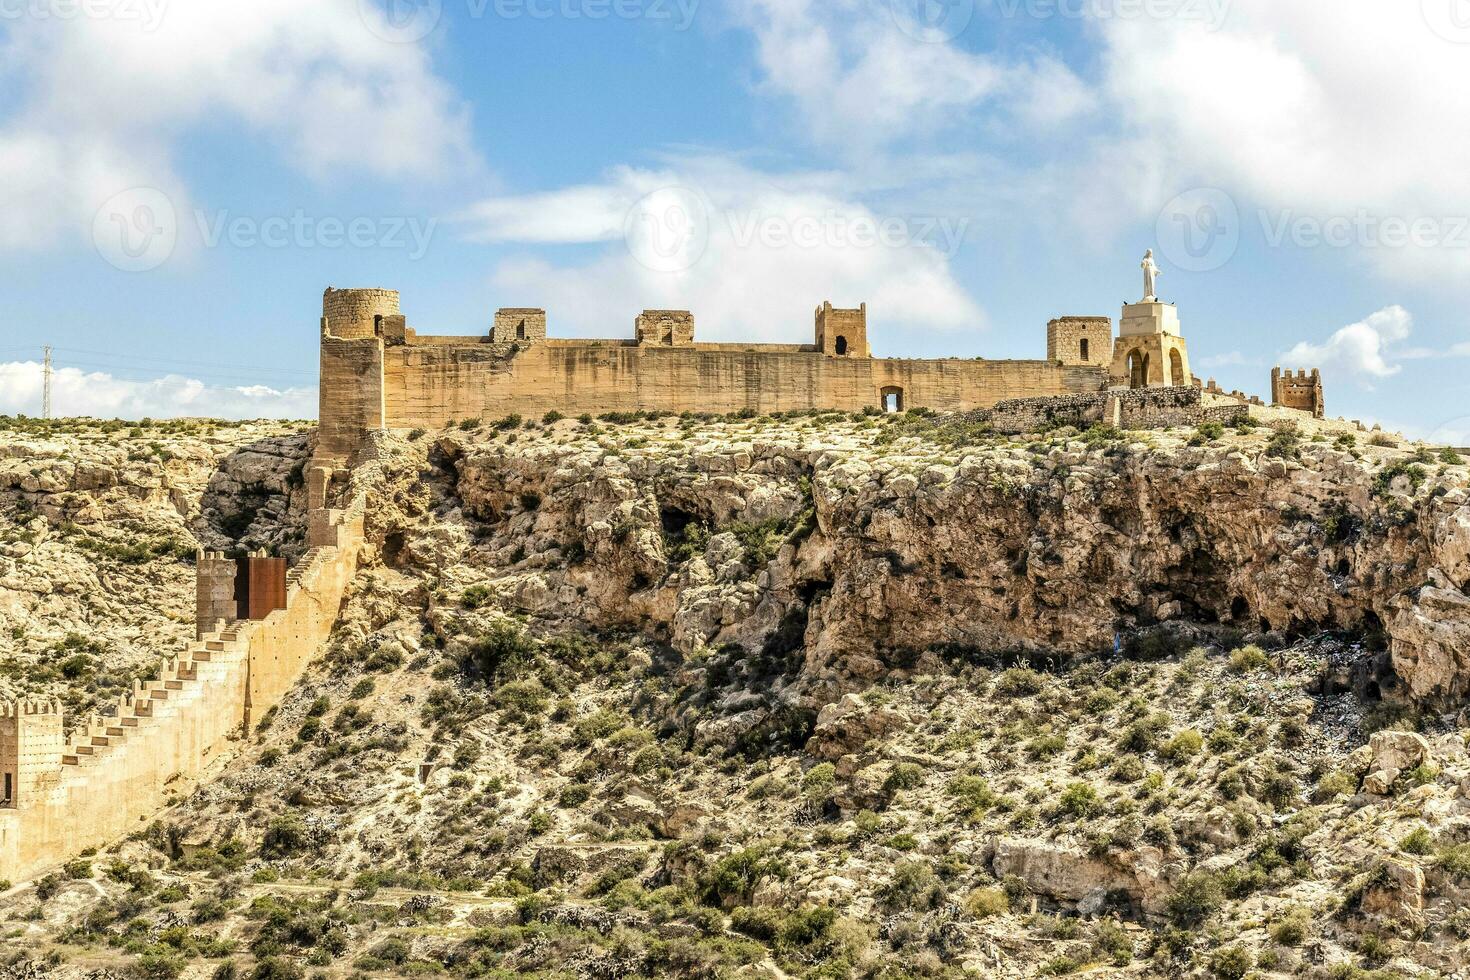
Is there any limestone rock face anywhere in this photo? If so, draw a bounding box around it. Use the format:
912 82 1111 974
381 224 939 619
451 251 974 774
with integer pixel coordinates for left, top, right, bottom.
0 421 307 712
808 694 908 760
1360 860 1425 927
991 837 1169 915
1369 730 1430 774
359 421 1470 713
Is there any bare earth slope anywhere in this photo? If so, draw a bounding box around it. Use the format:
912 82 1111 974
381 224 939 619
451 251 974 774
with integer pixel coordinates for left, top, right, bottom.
5 411 1470 979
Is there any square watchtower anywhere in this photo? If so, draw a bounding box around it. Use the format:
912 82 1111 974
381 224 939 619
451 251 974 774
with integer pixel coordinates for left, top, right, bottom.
0 701 64 809
815 302 870 358
492 309 547 344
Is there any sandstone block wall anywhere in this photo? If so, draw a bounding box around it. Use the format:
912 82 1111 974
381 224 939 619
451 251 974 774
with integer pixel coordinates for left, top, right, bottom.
635 310 696 347
378 343 1106 431
322 288 401 341
977 386 1248 434
0 501 365 884
1273 367 1325 419
195 552 236 639
1047 317 1114 368
815 303 870 358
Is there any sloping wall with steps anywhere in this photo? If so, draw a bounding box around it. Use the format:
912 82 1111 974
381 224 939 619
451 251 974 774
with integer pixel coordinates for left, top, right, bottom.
0 498 365 883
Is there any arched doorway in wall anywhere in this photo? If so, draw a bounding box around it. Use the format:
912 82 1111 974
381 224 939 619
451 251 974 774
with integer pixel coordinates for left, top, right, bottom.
1169 349 1184 386
880 386 904 413
1127 349 1149 389
517 323 527 340
835 336 849 356
1080 338 1090 362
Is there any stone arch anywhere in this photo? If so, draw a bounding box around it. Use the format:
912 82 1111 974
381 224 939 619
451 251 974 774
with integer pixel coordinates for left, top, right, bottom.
1127 349 1149 389
835 335 849 356
880 386 904 413
1080 338 1090 362
1169 349 1184 386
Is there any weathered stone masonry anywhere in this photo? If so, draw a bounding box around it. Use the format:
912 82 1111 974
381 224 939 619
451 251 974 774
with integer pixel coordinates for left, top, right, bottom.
0 498 366 883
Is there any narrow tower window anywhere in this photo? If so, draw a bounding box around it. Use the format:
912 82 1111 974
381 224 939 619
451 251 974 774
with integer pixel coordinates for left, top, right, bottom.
1079 338 1090 362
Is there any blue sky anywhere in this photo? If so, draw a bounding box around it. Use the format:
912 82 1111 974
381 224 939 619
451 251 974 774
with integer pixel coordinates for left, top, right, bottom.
1 0 1468 440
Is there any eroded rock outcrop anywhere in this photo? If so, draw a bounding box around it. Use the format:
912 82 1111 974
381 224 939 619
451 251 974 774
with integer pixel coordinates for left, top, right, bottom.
358 419 1470 713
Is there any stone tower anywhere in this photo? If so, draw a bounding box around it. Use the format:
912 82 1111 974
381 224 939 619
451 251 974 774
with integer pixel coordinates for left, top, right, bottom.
492 309 547 344
1272 367 1325 418
1047 316 1114 368
0 701 63 808
815 302 871 358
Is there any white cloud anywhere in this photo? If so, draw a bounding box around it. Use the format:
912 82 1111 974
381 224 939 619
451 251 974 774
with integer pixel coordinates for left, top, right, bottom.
0 361 315 420
460 156 984 343
1096 2 1470 280
1280 306 1414 381
0 0 474 251
734 0 1093 151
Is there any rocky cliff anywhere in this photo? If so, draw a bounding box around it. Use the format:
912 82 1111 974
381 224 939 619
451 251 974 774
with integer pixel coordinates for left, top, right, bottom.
5 410 1470 980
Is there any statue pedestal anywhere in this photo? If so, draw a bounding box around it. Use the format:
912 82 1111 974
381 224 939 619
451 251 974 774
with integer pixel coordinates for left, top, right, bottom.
1120 301 1181 338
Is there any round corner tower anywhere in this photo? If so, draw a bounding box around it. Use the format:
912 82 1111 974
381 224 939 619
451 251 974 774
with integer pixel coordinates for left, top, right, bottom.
322 287 401 339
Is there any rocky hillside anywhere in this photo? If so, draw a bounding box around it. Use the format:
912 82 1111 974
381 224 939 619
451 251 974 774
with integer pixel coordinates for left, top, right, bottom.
6 410 1470 980
0 415 309 726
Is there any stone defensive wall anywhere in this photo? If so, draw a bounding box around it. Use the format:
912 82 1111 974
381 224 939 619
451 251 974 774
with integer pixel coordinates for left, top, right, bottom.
379 343 1105 427
315 288 1114 464
0 499 366 883
977 386 1250 435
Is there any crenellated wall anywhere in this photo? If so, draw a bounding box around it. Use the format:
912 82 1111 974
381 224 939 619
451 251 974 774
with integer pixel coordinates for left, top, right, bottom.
0 499 365 884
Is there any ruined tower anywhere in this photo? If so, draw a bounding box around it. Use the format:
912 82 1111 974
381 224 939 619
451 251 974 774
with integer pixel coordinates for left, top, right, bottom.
1272 367 1325 418
815 302 871 358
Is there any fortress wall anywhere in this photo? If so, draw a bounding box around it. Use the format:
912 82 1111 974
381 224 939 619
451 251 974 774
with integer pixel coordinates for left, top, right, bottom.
980 386 1249 434
0 506 364 884
380 344 1107 423
318 337 384 464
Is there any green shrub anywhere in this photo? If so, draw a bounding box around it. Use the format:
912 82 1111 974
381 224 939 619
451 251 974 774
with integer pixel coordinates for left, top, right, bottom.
1400 826 1433 855
1208 945 1253 979
883 762 924 795
965 887 1009 918
1161 729 1203 762
1057 782 1100 819
260 818 309 858
1167 871 1224 927
801 763 836 801
1228 645 1268 673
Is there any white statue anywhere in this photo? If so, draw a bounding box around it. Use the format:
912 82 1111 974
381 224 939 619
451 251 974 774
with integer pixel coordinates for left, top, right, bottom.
1141 249 1160 302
